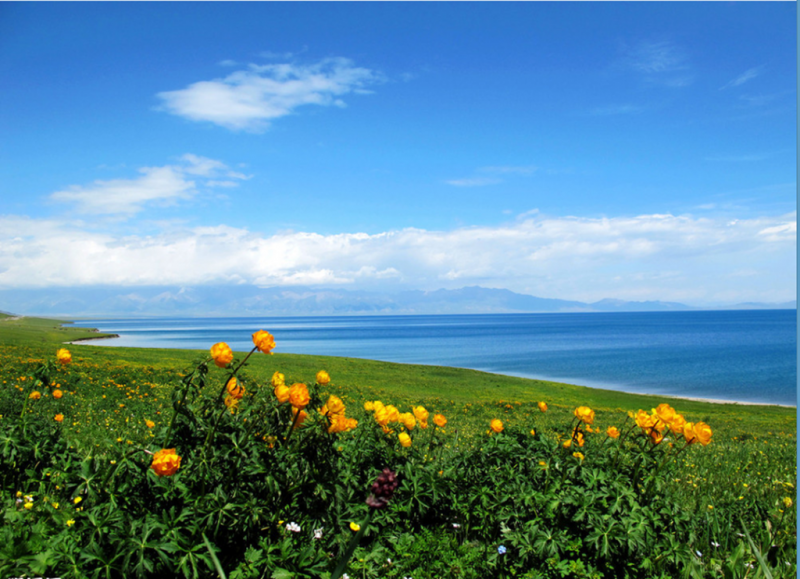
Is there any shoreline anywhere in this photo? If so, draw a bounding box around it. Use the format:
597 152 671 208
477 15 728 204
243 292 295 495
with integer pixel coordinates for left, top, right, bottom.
61 319 797 410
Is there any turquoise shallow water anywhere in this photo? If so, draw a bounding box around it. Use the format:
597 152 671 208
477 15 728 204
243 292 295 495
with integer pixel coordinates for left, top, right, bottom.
73 310 797 406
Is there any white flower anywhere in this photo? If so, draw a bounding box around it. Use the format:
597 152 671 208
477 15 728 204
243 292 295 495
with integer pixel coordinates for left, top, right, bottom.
711 541 720 548
696 550 702 557
313 528 323 540
452 523 461 528
342 575 350 579
285 522 301 533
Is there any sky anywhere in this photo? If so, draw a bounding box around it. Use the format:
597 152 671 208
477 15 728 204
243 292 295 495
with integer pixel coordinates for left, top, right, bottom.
0 2 796 306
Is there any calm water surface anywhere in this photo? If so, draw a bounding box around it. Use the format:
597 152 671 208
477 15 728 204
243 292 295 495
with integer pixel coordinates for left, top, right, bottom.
72 310 797 406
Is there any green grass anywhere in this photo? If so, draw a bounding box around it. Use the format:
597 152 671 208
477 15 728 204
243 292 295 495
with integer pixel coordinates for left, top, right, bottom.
1 314 796 577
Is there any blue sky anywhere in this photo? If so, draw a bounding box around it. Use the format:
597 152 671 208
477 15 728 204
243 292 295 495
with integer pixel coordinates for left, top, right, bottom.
0 2 796 306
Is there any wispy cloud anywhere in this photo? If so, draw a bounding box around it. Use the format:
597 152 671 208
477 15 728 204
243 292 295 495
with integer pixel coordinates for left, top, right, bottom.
619 40 693 87
445 177 501 187
447 165 536 187
50 155 248 215
589 104 647 116
157 57 383 132
0 211 794 303
721 66 764 89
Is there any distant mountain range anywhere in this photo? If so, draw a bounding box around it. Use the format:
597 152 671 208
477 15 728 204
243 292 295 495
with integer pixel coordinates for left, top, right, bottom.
0 285 794 317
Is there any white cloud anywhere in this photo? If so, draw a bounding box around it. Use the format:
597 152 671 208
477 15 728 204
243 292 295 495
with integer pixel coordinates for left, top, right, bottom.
721 66 764 89
0 211 794 303
50 155 248 215
445 177 502 187
157 57 383 132
619 40 693 87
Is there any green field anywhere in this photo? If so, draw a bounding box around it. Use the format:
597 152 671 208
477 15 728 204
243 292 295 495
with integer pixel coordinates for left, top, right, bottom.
0 314 796 578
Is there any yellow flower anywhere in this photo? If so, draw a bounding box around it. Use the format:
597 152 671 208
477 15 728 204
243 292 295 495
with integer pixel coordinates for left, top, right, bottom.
316 370 330 385
145 419 155 429
653 403 676 426
224 395 239 412
325 395 345 415
54 414 64 423
150 448 182 477
538 401 547 413
671 414 687 435
52 502 59 509
385 405 400 423
433 414 447 428
490 419 503 433
73 496 82 504
374 406 390 427
274 384 290 404
563 439 572 448
400 412 416 431
573 452 584 461
271 372 285 387
364 400 375 411
413 405 429 423
29 391 41 400
252 330 276 354
288 383 310 409
24 502 33 510
349 522 360 532
66 519 75 527
226 377 245 400
210 342 233 368
607 426 620 439
538 461 547 468
573 406 595 425
692 421 713 446
783 497 793 508
53 389 63 399
530 429 536 436
56 348 72 365
398 432 412 448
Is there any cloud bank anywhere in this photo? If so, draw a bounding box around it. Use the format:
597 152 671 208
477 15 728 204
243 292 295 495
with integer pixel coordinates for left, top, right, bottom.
157 57 383 132
0 211 794 304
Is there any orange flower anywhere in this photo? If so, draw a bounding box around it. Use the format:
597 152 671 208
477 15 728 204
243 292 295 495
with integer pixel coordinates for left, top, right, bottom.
252 330 276 354
364 400 375 411
538 401 548 413
288 383 310 409
606 426 620 438
226 377 245 400
150 449 181 477
145 419 155 429
563 439 572 448
271 372 285 387
292 407 308 429
669 413 687 434
649 429 664 445
374 406 390 427
52 389 63 399
210 343 233 368
29 391 41 400
316 370 331 385
398 432 412 448
327 413 350 433
490 419 504 433
433 414 447 428
635 409 656 430
573 406 595 425
573 452 585 461
56 348 72 365
575 431 585 447
325 395 345 415
54 414 64 422
274 384 290 404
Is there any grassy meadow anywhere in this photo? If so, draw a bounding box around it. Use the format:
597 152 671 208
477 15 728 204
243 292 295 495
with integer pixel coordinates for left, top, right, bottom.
0 314 796 578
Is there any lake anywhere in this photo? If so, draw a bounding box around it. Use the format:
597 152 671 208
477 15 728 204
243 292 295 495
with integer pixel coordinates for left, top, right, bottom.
72 309 797 406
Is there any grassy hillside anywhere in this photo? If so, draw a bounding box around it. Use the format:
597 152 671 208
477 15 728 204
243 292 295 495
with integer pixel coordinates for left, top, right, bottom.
0 314 796 578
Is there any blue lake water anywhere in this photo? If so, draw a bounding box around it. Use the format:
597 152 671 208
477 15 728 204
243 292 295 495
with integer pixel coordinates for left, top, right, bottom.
72 310 797 406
